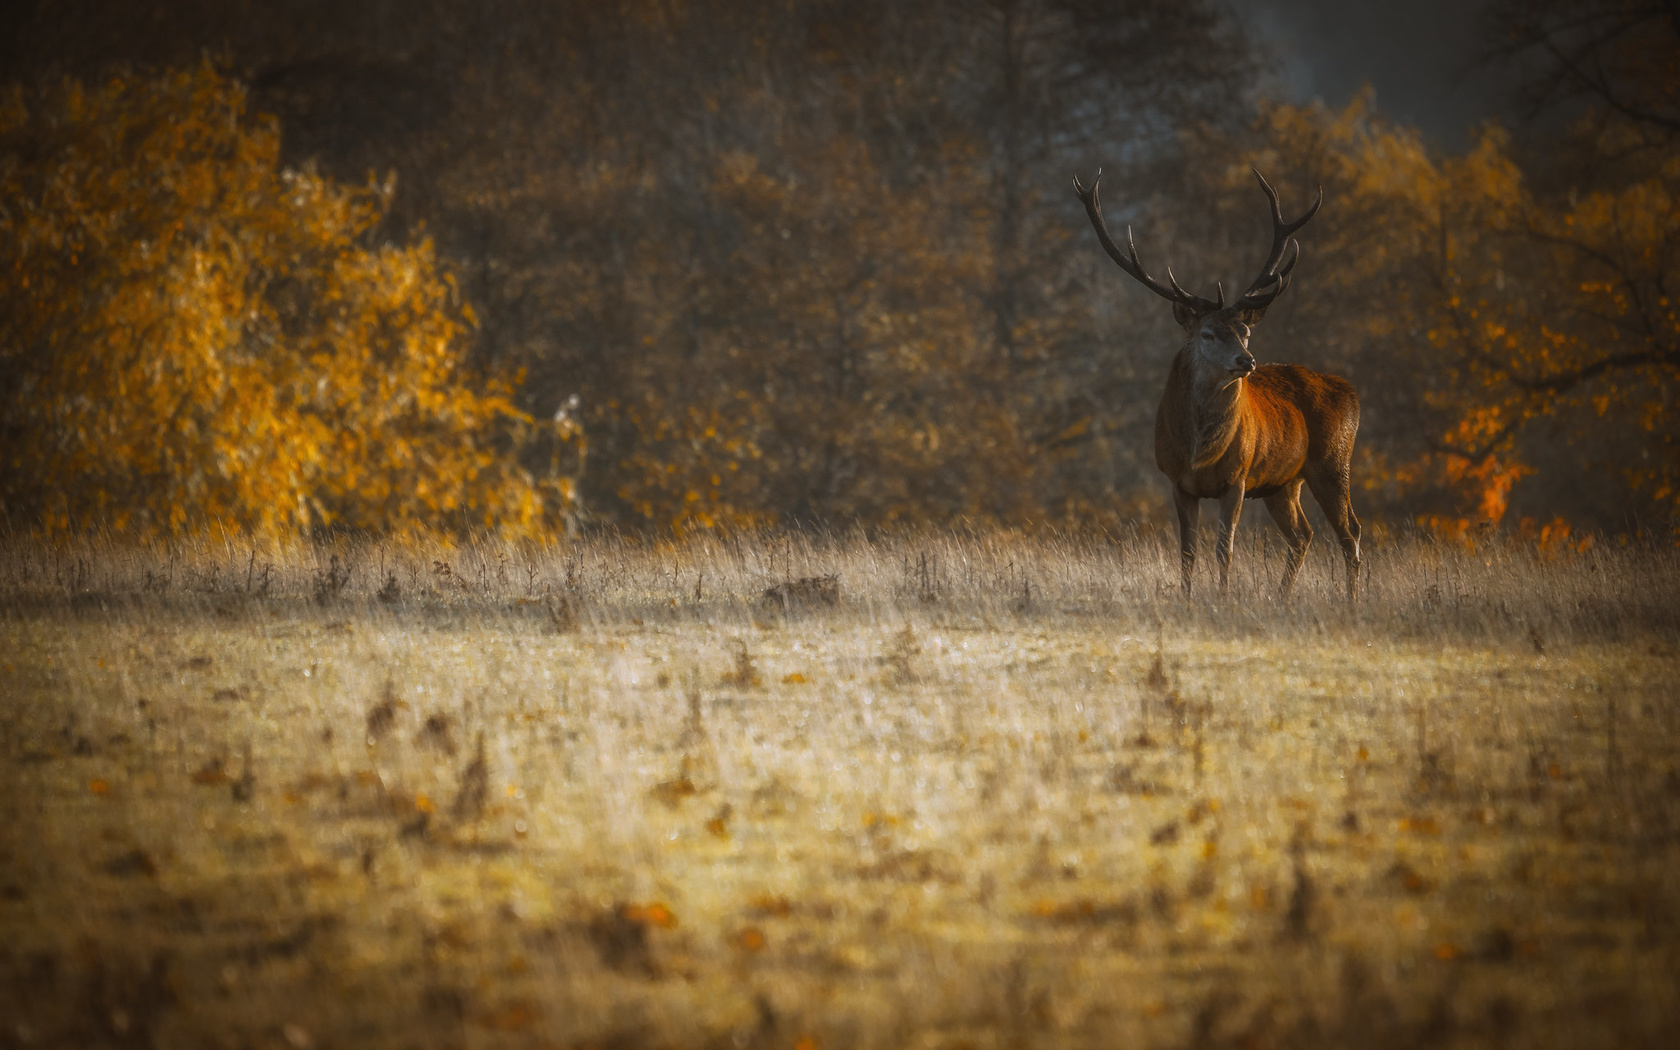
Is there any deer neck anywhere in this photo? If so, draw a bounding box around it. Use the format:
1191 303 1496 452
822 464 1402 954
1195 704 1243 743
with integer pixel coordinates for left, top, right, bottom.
1177 350 1247 471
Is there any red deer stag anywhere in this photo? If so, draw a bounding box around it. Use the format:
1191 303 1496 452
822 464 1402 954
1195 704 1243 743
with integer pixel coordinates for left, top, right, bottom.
1073 168 1361 602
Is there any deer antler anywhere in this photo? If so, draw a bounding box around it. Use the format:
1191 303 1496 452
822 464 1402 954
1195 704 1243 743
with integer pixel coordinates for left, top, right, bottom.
1233 168 1323 312
1073 169 1225 315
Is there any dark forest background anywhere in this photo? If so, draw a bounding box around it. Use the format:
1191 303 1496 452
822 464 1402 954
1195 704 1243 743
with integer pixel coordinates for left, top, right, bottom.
3 0 1677 543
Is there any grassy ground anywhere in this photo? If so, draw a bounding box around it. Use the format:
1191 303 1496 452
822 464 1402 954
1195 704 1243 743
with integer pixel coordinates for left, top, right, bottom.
3 529 1679 1049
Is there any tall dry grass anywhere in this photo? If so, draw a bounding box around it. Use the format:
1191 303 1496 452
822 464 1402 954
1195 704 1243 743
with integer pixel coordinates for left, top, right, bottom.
5 525 1672 641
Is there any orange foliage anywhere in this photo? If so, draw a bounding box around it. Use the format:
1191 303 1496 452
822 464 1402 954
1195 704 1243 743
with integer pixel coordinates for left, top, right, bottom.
1516 515 1594 557
1253 94 1680 540
0 66 576 540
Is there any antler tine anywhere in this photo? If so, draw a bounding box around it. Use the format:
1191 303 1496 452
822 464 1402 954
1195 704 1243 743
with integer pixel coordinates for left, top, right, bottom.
1236 168 1322 310
1124 227 1148 274
1169 268 1236 309
1251 167 1322 234
1254 168 1285 226
1074 168 1223 315
1236 244 1300 312
1167 266 1224 310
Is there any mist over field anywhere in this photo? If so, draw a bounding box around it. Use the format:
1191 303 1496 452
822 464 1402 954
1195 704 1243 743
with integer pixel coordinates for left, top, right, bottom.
3 0 1680 1045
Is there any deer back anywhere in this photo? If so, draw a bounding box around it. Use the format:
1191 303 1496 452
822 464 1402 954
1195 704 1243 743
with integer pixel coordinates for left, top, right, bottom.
1248 365 1360 482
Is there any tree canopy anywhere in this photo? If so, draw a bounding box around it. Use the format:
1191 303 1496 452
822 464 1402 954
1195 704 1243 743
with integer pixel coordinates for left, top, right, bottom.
1 0 1676 541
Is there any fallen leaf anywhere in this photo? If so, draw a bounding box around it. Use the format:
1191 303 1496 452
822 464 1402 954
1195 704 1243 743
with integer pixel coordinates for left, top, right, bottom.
476 1003 537 1031
623 902 677 929
703 802 733 839
650 777 697 807
191 760 230 786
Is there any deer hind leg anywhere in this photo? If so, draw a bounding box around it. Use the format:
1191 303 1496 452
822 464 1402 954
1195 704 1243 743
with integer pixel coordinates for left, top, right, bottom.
1215 482 1245 593
1263 481 1313 598
1307 468 1362 603
1173 488 1201 597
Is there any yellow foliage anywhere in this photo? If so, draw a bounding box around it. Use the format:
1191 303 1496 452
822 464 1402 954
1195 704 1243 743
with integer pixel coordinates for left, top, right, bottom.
0 65 576 540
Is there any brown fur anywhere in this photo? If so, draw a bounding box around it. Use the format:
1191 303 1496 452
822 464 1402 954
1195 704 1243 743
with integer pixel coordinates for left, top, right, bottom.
1154 325 1362 601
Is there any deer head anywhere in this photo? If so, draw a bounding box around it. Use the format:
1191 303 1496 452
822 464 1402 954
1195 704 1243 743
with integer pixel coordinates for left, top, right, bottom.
1072 168 1322 381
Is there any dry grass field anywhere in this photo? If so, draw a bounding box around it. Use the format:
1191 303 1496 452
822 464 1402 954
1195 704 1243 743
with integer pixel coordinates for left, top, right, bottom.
3 529 1679 1049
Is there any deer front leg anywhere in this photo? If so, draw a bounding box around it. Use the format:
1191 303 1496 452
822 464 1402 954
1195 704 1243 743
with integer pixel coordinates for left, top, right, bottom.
1173 488 1200 597
1216 482 1245 593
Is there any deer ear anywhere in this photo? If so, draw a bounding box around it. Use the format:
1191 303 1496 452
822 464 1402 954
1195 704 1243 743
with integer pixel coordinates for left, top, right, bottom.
1172 302 1199 329
1237 305 1268 327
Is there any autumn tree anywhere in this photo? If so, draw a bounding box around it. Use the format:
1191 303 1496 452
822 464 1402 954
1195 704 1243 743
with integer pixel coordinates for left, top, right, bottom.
0 0 1267 534
1473 0 1680 534
349 0 1262 532
0 65 575 540
1228 85 1678 541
